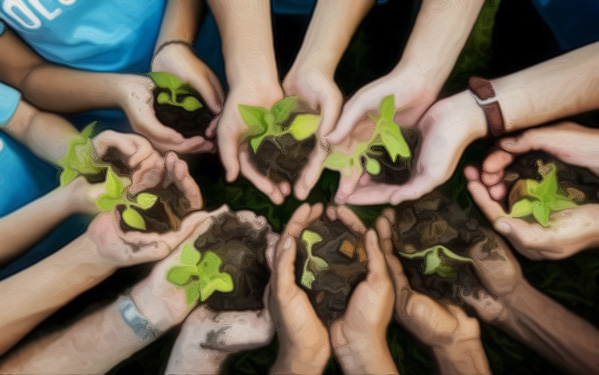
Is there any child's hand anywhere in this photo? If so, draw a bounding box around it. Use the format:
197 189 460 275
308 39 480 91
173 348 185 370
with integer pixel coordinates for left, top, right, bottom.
115 75 214 154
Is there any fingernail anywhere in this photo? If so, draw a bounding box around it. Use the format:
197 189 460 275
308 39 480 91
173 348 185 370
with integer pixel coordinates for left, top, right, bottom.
283 237 292 250
496 220 511 234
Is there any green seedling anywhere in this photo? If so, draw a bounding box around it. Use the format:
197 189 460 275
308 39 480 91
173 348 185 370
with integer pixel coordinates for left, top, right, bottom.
323 94 411 177
507 163 578 227
147 72 203 112
59 123 158 231
166 244 234 304
238 96 322 153
400 245 475 278
299 230 330 289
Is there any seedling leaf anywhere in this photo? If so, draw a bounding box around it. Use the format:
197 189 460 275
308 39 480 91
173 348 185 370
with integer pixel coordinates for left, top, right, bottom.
105 167 124 199
122 207 146 230
167 266 197 285
197 251 234 301
400 245 474 278
60 168 79 186
310 256 330 272
185 285 201 304
271 96 302 124
181 243 201 266
135 193 158 209
287 114 321 141
181 96 203 111
239 104 269 137
509 199 533 217
365 157 381 175
96 196 122 211
379 95 395 120
301 269 316 289
157 92 172 105
147 72 182 90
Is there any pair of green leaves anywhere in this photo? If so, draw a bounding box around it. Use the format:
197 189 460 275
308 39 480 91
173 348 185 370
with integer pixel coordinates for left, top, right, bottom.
238 96 322 153
507 163 578 227
147 72 203 112
58 123 158 231
400 245 474 279
166 244 234 304
59 123 103 186
299 230 330 289
323 95 411 177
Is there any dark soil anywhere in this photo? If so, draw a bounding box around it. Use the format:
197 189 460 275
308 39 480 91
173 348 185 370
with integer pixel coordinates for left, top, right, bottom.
503 151 599 212
368 128 420 184
119 185 193 233
152 88 215 138
252 134 316 184
392 193 500 303
193 210 272 311
295 215 368 325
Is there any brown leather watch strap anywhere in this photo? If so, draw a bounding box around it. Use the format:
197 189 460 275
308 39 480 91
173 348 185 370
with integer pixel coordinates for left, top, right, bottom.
468 76 505 137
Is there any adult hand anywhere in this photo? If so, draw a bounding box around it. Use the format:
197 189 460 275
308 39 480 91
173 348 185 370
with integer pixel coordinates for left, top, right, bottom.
216 83 289 204
282 67 343 200
116 75 214 154
338 91 487 205
268 203 331 374
330 226 397 375
326 65 437 146
466 165 599 260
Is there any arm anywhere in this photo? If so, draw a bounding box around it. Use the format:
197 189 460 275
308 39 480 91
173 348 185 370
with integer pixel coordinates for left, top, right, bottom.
0 30 207 153
208 0 288 204
327 0 484 143
283 0 375 200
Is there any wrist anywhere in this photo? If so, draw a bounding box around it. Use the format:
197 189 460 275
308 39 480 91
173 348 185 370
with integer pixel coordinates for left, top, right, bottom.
434 338 490 375
274 340 330 375
77 231 119 275
115 74 155 110
334 337 396 375
448 91 488 141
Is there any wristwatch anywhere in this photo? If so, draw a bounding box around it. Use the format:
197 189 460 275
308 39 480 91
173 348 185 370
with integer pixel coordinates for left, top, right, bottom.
468 76 505 137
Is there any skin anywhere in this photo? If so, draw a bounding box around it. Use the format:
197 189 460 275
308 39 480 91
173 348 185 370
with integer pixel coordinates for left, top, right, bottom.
208 0 289 205
377 211 490 375
337 42 599 205
283 0 376 200
460 231 599 374
0 210 219 373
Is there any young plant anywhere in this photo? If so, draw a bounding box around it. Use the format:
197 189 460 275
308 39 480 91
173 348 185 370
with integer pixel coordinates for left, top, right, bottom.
507 162 579 227
400 245 475 278
166 243 234 304
59 123 158 231
299 230 330 289
238 96 322 153
323 94 411 177
146 72 203 112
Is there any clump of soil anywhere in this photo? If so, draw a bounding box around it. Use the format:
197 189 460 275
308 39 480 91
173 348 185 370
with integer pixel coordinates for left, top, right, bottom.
392 193 499 303
503 151 599 211
119 185 193 233
369 128 420 184
193 210 274 311
295 215 368 325
152 88 216 138
252 134 316 184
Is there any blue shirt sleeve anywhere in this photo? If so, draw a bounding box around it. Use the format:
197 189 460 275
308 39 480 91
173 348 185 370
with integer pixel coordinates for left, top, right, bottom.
0 83 21 127
0 21 5 35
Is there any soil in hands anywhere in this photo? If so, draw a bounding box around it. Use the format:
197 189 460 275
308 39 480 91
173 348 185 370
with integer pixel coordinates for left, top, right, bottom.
193 211 272 311
369 128 420 184
153 88 216 138
295 215 368 326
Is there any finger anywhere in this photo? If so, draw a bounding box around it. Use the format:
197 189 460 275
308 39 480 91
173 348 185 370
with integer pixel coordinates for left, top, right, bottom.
334 168 363 204
217 122 242 182
294 146 327 201
205 114 220 139
382 208 396 224
206 69 225 106
482 149 514 175
481 170 504 187
284 203 323 239
317 93 343 143
164 152 203 209
326 92 372 145
133 241 171 263
489 182 508 202
150 134 212 155
238 144 285 205
129 152 166 195
364 229 390 284
187 69 223 114
375 215 394 256
466 177 507 221
273 234 299 292
335 205 367 236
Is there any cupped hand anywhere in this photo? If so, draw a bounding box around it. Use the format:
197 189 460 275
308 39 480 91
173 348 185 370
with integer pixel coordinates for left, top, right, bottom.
268 203 331 374
466 165 599 260
216 83 289 204
283 67 343 200
326 66 437 146
116 74 214 154
338 91 487 205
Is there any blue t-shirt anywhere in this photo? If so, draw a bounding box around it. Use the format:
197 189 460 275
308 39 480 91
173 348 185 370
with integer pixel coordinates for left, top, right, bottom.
0 80 19 127
0 0 165 73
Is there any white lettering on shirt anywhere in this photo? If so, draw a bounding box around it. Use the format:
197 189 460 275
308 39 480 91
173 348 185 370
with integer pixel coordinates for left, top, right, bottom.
28 0 62 21
2 0 77 30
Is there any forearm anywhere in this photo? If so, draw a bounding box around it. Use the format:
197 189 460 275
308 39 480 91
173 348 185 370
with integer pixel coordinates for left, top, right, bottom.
0 233 115 354
291 0 375 76
0 188 72 263
208 0 278 87
497 281 599 373
433 338 491 375
0 298 155 374
397 0 484 90
154 0 202 49
165 325 227 374
493 43 599 132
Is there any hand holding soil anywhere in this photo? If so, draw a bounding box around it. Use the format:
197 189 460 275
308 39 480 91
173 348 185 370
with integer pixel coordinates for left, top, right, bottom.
268 203 332 375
